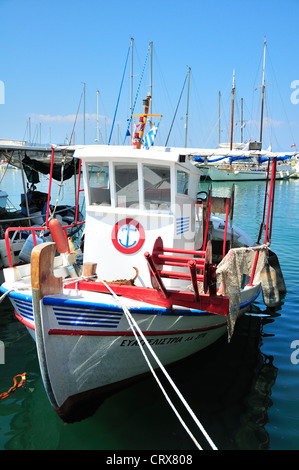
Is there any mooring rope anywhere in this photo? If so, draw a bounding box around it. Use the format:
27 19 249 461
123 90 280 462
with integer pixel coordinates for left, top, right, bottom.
0 373 26 400
101 279 218 451
0 288 13 303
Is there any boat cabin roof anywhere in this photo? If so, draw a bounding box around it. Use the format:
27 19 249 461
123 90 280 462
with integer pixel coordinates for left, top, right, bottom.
74 144 201 216
73 144 198 170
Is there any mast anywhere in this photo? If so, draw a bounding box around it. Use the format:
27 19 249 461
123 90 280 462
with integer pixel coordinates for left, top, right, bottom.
230 70 235 151
185 66 191 148
132 94 151 149
241 97 243 143
218 91 221 145
259 37 266 145
149 41 153 125
96 90 100 143
83 82 86 145
130 37 134 138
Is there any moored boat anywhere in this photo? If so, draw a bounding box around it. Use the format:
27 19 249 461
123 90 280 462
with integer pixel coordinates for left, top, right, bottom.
0 98 286 424
0 144 84 276
195 152 296 181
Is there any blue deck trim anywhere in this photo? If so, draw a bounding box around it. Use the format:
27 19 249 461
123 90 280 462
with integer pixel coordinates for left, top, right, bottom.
1 283 262 318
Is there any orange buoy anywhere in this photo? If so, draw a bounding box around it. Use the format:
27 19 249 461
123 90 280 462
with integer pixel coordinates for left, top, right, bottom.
49 218 69 254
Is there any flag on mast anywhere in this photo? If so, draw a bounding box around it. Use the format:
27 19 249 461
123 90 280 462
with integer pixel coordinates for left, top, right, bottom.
143 123 159 149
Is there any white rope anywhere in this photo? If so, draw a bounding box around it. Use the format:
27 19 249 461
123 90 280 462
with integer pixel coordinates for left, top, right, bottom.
0 288 13 303
101 279 218 451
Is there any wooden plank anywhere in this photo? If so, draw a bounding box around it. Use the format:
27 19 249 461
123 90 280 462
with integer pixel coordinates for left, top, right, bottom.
31 242 62 299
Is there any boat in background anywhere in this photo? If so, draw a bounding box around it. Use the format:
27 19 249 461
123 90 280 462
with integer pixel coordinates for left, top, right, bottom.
0 95 286 426
290 153 299 178
193 142 296 181
193 39 296 181
0 143 84 278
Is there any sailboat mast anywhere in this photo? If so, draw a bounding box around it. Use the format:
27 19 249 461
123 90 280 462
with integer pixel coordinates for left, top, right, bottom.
241 97 243 143
185 66 191 148
218 91 221 145
96 90 100 143
130 37 134 139
230 70 235 151
83 82 86 145
259 37 266 145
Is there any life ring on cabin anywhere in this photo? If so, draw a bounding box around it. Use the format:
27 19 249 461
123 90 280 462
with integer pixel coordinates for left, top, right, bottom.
112 218 145 254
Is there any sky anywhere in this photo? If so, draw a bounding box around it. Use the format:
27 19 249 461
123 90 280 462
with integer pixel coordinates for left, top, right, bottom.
0 0 299 152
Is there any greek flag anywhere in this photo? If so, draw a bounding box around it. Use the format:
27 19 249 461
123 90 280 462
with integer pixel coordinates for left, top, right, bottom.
143 123 159 149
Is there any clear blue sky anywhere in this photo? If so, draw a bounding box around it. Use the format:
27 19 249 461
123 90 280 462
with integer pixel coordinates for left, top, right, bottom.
1 0 299 152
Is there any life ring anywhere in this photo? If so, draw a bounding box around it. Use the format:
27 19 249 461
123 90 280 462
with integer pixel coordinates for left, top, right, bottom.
112 218 145 254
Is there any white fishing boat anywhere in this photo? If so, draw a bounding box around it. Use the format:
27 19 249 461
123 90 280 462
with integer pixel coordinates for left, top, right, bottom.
0 97 285 424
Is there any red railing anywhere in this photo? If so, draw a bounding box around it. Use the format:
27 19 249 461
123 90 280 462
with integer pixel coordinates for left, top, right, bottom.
248 157 277 286
4 146 85 268
4 221 85 267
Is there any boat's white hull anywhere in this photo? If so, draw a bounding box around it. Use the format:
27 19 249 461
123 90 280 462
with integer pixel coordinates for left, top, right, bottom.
200 165 295 181
1 282 260 422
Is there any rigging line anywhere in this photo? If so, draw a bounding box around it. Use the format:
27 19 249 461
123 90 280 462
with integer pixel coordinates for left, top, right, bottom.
165 71 188 146
266 48 297 148
123 45 151 144
101 279 218 451
108 45 131 145
69 88 84 145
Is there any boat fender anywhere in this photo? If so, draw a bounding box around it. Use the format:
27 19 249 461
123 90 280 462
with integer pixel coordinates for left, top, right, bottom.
66 264 79 278
49 218 69 254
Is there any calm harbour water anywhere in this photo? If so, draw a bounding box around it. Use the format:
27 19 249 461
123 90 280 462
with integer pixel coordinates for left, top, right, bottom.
0 168 299 451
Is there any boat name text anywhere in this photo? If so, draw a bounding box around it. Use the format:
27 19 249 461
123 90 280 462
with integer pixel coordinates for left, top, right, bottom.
120 333 207 347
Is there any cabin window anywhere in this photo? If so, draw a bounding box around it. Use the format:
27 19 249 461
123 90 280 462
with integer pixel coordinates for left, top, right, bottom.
177 170 189 195
143 165 171 209
114 164 139 208
88 163 111 206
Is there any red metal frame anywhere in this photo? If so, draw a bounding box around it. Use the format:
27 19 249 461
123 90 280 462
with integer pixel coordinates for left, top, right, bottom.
202 194 212 251
65 279 229 316
64 235 228 317
144 236 215 301
248 157 277 286
200 192 231 260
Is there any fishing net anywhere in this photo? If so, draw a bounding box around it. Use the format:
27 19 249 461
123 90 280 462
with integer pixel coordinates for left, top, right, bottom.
216 245 285 340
